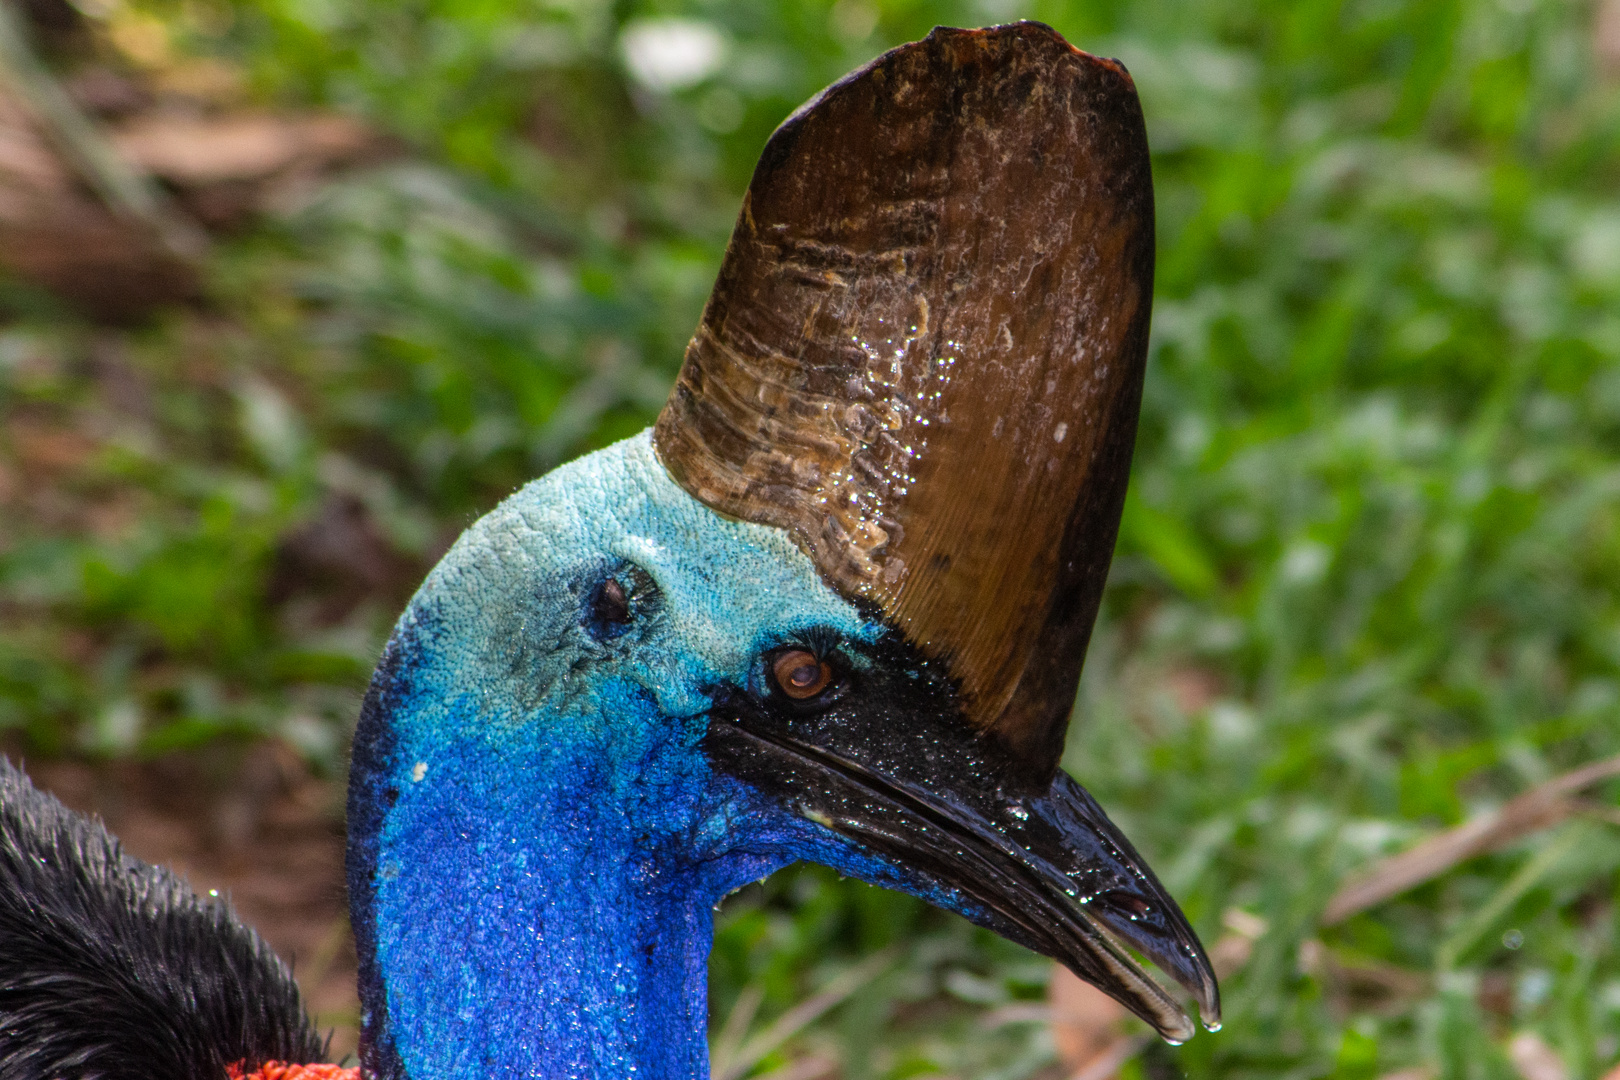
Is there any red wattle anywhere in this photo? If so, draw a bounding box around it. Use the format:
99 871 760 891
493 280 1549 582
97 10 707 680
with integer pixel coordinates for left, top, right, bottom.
226 1061 361 1080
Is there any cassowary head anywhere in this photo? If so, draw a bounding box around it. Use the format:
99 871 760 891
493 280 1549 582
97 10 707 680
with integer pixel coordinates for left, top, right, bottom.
347 22 1219 1080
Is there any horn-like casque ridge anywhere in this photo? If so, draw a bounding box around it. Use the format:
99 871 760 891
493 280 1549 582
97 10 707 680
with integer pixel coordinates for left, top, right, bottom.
653 21 1154 778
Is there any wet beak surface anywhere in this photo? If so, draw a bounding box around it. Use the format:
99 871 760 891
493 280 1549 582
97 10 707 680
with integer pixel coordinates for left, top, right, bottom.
705 659 1220 1043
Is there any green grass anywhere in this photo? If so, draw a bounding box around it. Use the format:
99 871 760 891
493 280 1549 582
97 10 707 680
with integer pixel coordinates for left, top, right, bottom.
1 0 1618 1077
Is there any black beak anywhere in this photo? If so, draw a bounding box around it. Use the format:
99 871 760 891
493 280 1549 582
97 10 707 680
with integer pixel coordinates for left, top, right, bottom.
703 641 1219 1044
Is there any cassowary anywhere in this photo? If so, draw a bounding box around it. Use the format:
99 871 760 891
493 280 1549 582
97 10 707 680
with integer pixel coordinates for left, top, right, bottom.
0 21 1220 1080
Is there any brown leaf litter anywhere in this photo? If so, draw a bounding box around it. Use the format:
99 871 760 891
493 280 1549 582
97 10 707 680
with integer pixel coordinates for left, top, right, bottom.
0 1 382 320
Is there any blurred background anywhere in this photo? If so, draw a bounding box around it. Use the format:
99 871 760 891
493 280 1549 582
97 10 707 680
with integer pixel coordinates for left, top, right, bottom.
1 0 1618 1078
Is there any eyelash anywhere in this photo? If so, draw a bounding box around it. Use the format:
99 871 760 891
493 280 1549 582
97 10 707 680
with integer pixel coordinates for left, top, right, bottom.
795 626 843 659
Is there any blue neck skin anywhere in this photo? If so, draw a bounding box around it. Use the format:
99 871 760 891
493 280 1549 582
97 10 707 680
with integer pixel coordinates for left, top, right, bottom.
352 680 793 1079
347 432 916 1080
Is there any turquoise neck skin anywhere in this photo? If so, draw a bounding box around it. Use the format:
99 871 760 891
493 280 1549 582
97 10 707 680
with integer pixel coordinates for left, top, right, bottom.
347 431 915 1080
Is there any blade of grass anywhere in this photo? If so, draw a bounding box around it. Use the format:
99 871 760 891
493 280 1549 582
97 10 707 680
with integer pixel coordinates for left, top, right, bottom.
1434 824 1584 972
715 948 895 1080
1325 753 1620 924
711 982 764 1080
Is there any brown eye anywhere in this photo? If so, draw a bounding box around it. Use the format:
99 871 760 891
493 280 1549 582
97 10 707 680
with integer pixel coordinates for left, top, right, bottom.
771 649 833 700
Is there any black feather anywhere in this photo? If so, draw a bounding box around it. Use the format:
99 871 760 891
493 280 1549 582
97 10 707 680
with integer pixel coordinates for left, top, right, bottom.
0 756 325 1080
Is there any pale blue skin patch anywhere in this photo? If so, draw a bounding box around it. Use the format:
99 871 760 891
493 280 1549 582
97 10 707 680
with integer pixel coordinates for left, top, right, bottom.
351 431 942 1080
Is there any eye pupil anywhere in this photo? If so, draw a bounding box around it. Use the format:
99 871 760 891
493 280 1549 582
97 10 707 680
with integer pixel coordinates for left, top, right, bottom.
598 579 631 624
585 576 634 641
772 649 832 700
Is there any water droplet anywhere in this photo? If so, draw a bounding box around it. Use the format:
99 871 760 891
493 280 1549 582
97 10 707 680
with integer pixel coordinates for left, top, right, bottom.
1503 928 1524 949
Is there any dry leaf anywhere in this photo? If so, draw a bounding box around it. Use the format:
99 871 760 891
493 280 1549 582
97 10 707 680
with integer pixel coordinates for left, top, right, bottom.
0 6 199 316
1507 1033 1567 1080
0 92 71 189
1165 667 1222 714
1323 753 1620 925
1209 907 1268 977
111 113 373 186
1375 1068 1436 1080
1599 0 1620 74
752 1055 837 1080
0 5 381 315
1049 964 1129 1075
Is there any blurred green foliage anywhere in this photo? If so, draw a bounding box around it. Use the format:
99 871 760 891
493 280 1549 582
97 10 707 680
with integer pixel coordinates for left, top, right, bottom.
1 0 1618 1077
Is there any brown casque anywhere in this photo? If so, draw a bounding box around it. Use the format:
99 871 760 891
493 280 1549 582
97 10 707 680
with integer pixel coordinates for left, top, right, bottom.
653 21 1154 780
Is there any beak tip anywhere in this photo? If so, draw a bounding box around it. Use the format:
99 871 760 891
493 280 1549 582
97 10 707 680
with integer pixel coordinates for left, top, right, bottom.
1196 973 1222 1033
1146 969 1219 1044
1146 969 1224 1044
1158 1011 1196 1046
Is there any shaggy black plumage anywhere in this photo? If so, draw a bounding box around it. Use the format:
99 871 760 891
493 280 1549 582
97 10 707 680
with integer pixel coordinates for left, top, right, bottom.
0 757 324 1080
